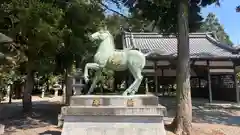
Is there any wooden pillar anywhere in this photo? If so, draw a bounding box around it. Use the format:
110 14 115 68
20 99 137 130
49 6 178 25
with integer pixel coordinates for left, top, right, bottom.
125 75 128 89
161 69 164 96
72 77 76 95
127 74 133 88
154 61 158 94
79 77 83 94
114 73 118 91
207 61 212 103
145 78 149 94
234 64 240 103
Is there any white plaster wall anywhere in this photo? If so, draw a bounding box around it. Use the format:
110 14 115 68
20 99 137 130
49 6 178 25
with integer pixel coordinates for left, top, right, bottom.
142 69 155 73
210 61 233 66
194 61 233 66
145 60 170 66
194 61 207 65
163 69 197 76
142 69 162 76
142 69 197 76
147 60 233 67
145 61 154 66
157 61 170 66
209 69 234 73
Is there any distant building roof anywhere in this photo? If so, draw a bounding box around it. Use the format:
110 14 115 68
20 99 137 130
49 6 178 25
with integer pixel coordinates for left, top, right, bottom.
234 45 240 51
0 33 13 44
0 33 14 60
122 32 240 60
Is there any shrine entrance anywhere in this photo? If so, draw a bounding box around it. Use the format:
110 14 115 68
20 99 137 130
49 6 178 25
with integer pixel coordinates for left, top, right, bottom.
211 74 236 101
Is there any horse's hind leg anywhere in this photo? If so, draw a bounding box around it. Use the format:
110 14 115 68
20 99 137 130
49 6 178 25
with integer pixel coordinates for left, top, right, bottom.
122 80 136 96
122 65 143 95
122 67 137 95
129 68 143 95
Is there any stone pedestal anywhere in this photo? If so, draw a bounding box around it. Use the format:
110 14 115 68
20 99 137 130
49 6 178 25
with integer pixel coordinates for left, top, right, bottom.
0 124 5 135
61 95 167 135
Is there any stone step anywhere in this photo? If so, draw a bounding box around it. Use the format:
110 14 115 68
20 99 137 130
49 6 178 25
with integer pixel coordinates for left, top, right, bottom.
70 94 159 106
61 105 167 135
61 95 167 135
0 124 4 135
72 84 85 87
62 115 167 135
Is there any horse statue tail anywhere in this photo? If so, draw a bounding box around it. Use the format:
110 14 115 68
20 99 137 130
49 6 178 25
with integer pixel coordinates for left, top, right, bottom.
144 51 177 57
143 51 153 57
129 48 153 57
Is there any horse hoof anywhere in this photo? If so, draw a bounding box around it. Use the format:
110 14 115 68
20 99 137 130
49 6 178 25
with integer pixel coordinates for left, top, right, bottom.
84 76 89 83
122 92 128 96
129 90 136 95
129 93 135 95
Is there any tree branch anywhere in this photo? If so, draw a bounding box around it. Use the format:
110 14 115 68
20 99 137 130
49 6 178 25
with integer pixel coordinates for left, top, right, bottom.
236 5 240 12
93 0 130 19
151 17 161 32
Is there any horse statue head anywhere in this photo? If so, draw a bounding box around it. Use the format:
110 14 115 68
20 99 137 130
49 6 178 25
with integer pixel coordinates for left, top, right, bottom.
89 27 113 42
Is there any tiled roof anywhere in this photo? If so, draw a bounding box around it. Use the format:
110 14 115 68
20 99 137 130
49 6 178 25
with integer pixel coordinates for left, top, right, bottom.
234 45 240 51
0 33 13 44
123 32 240 59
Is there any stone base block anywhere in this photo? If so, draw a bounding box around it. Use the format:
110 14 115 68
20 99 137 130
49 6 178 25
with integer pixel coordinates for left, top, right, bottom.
0 124 4 135
61 116 166 135
70 94 158 106
61 95 167 135
61 106 166 116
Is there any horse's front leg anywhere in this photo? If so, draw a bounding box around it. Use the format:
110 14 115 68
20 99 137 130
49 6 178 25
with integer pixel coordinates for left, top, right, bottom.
84 63 100 83
87 70 102 95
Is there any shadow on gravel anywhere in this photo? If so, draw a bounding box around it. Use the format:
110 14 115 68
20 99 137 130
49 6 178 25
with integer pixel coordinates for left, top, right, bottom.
0 100 63 133
39 130 61 135
159 97 240 126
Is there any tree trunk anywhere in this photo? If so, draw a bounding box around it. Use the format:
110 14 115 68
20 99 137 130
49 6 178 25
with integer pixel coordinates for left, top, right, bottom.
22 67 34 113
170 0 192 135
41 78 45 98
62 69 69 104
46 75 49 92
8 85 13 104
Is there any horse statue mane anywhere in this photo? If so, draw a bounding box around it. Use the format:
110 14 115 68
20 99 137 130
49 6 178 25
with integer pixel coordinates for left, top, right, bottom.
103 30 115 48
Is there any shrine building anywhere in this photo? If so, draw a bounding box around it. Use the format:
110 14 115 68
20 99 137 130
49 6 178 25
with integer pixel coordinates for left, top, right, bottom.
121 31 240 103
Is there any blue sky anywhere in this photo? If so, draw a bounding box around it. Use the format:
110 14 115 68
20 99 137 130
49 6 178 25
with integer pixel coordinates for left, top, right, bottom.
106 1 240 45
202 1 240 45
